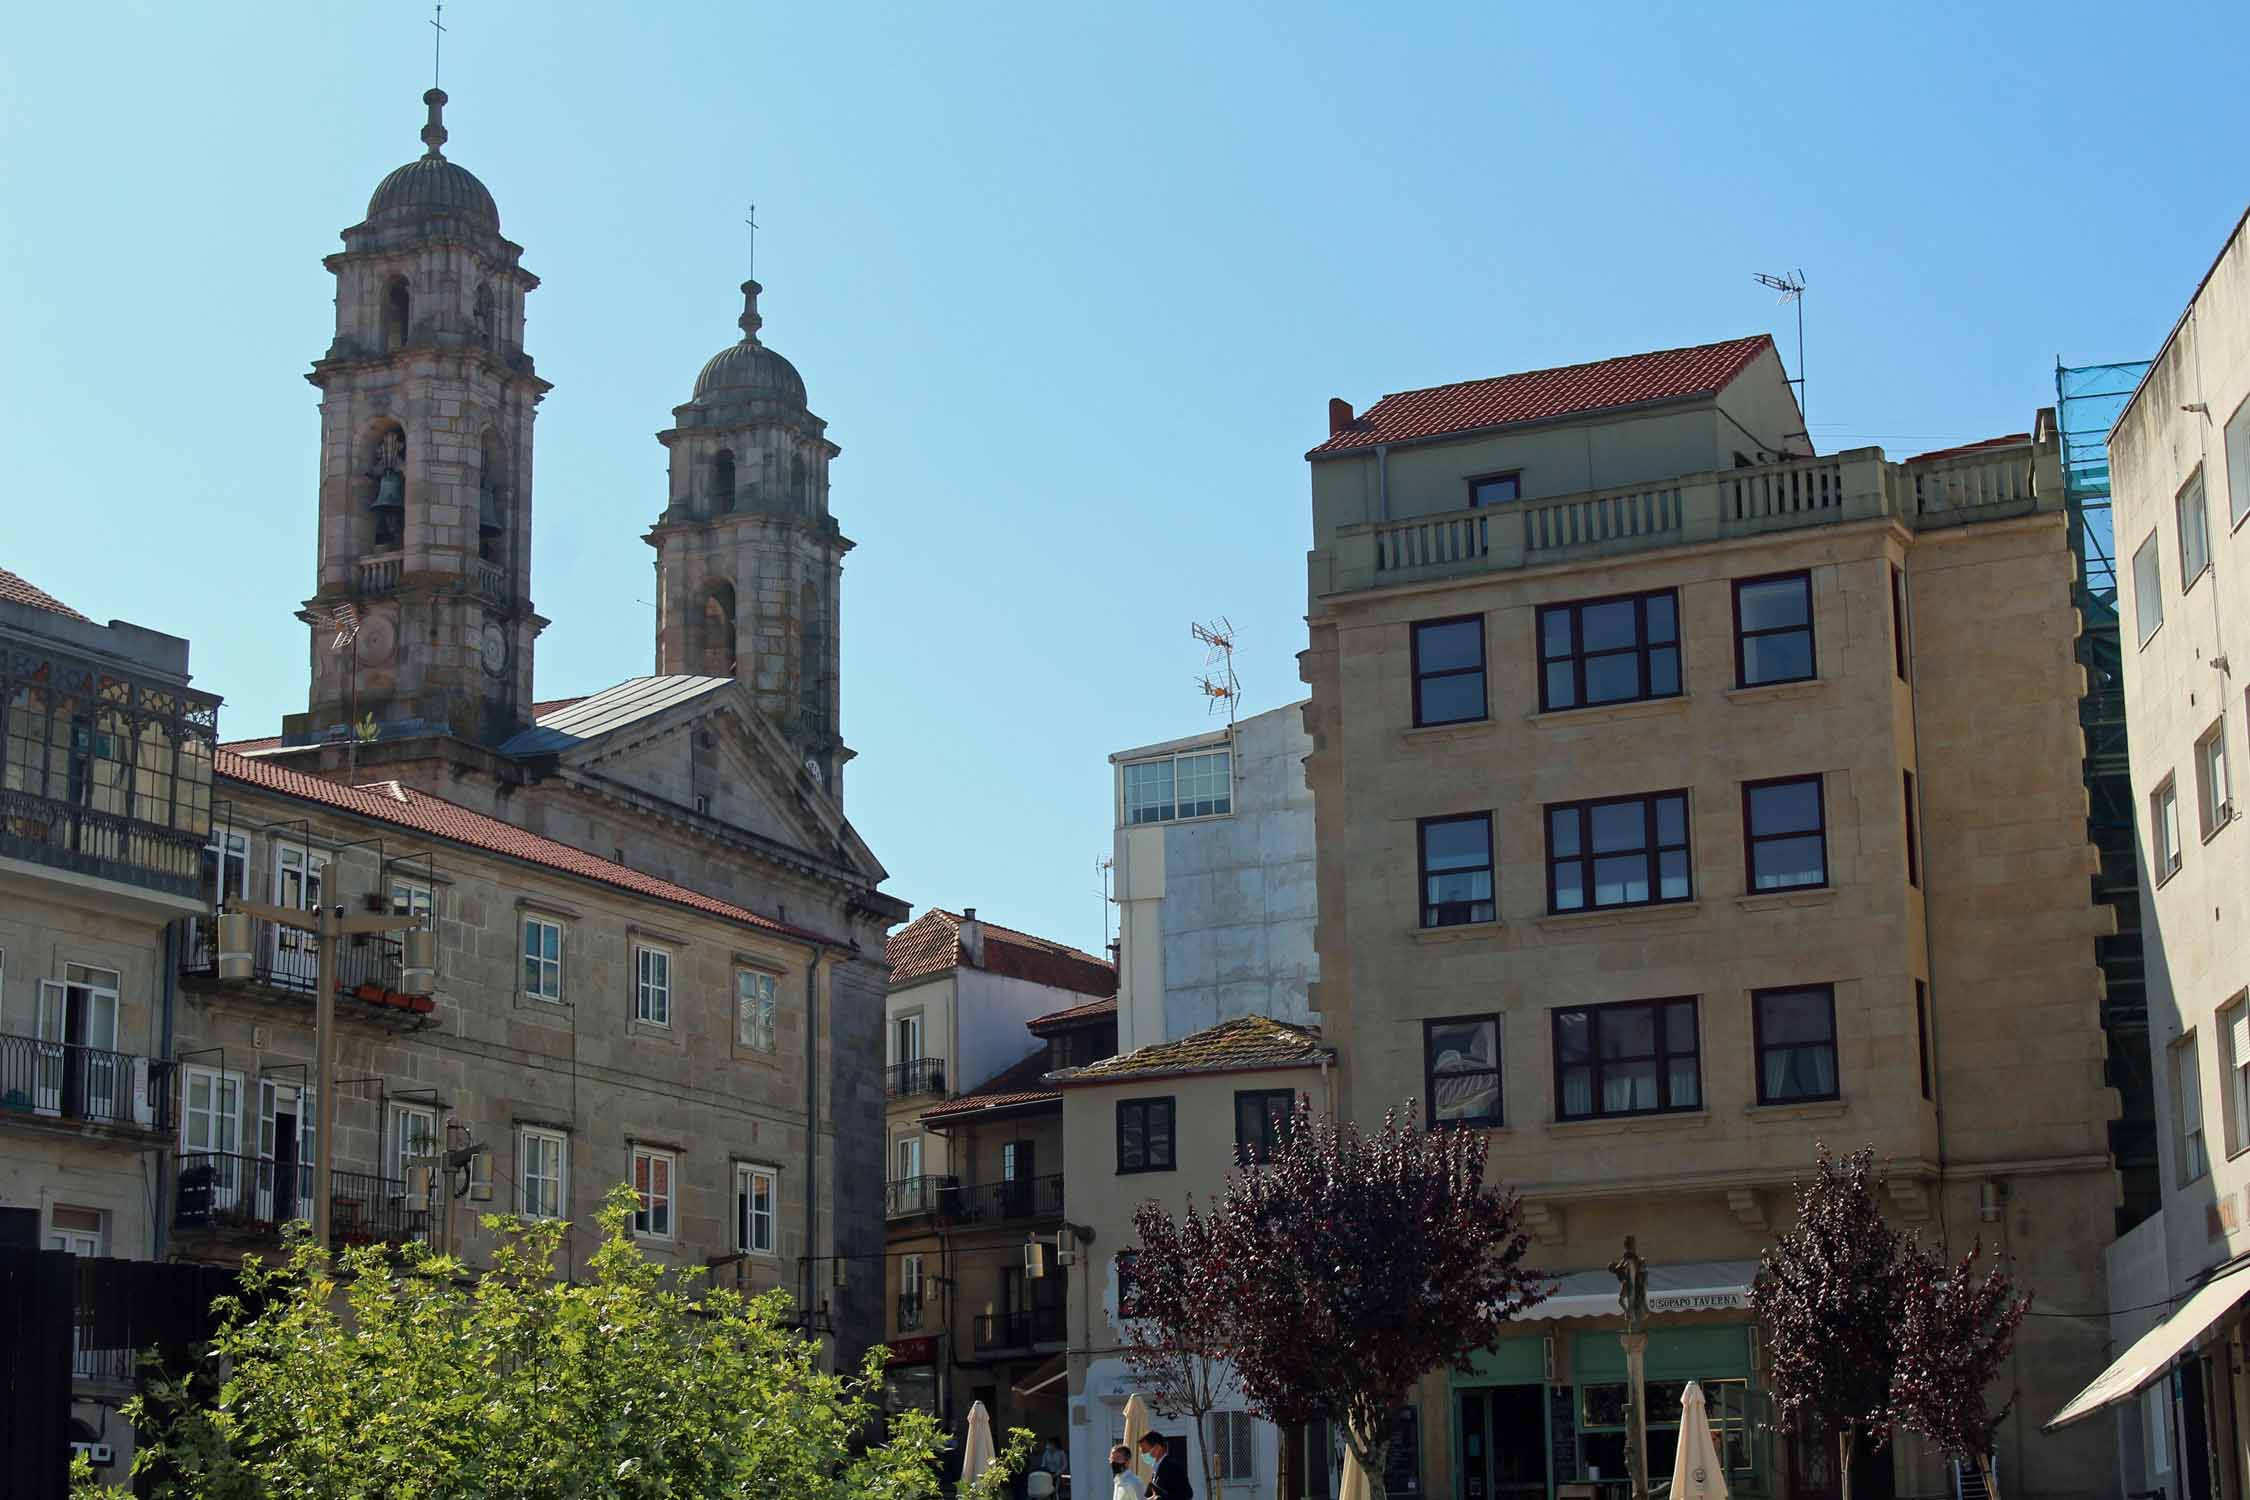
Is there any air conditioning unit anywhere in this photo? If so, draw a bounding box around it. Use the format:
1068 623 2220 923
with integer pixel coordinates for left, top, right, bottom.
1025 1241 1047 1279
131 1058 156 1128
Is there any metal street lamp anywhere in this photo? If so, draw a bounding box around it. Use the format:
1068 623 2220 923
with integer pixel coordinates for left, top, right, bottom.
221 897 433 1247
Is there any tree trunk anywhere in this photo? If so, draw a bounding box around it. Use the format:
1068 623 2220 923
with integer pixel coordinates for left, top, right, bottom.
1977 1451 2001 1500
1838 1427 1857 1500
1276 1421 1299 1500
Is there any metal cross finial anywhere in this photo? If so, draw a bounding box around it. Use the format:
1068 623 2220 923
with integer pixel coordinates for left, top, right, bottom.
430 4 447 89
745 203 760 280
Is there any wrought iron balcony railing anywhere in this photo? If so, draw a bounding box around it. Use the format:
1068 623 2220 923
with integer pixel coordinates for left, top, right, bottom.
885 1058 946 1099
0 1032 169 1131
885 1173 959 1219
172 1151 431 1248
954 1172 1065 1224
0 788 204 900
972 1304 1065 1353
897 1293 925 1332
182 916 431 1013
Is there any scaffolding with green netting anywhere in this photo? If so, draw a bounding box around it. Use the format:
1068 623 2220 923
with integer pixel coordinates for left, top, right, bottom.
2058 356 2156 1232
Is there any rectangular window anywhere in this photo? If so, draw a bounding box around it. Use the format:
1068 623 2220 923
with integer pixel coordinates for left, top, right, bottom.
632 1147 674 1239
1424 1015 1503 1128
2148 1384 2174 1475
2152 776 2183 883
1234 1088 1296 1164
390 1102 437 1184
1546 790 1691 912
1537 589 1681 712
2179 473 2212 588
1468 472 1521 508
900 1251 926 1328
736 968 778 1052
1122 748 1232 825
2134 531 2164 645
1754 985 1840 1104
522 916 562 1002
47 1204 104 1257
1553 998 1701 1120
1744 775 1827 892
520 1127 567 1220
2174 1033 2209 1186
1733 572 1815 687
895 1012 923 1064
1411 615 1487 727
2222 997 2250 1159
1903 771 1921 888
387 878 435 929
634 944 672 1026
2228 395 2250 530
1212 1410 1256 1482
1418 813 1496 927
1916 980 1932 1101
1116 1097 1177 1173
737 1163 777 1254
2197 722 2232 839
1890 565 1909 681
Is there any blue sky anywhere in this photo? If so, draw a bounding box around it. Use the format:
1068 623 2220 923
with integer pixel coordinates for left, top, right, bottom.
3 2 2242 953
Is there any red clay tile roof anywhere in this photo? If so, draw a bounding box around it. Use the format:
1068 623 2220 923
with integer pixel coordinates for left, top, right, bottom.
216 748 840 948
1052 1015 1328 1085
920 1049 1062 1122
1903 434 2030 465
1029 996 1118 1035
531 695 590 717
0 565 91 622
885 909 1117 996
1309 335 1774 456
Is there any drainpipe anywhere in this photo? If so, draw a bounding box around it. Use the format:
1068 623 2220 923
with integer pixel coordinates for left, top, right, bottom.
804 946 822 1339
156 918 181 1260
1376 445 1392 522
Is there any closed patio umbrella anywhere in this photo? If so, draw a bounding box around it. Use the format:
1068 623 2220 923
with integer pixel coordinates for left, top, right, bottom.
1121 1393 1154 1486
962 1400 996 1490
1669 1381 1730 1500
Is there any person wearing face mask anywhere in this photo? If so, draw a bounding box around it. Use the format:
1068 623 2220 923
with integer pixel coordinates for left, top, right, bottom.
1110 1443 1147 1500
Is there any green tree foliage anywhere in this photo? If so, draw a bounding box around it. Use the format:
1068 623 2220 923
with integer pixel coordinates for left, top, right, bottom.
76 1186 1027 1500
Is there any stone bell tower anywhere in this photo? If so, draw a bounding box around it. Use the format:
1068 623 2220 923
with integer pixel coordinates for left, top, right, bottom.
646 280 852 792
295 88 550 748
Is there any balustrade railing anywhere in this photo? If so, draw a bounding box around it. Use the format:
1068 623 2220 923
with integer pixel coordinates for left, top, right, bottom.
1522 482 1683 556
474 561 508 603
0 789 203 896
1724 455 1845 523
357 553 403 594
0 1032 165 1130
1374 510 1488 574
1911 444 2037 518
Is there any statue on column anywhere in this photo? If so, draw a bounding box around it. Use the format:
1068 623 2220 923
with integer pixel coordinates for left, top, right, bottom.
1611 1236 1650 1334
1612 1236 1652 1500
368 428 406 548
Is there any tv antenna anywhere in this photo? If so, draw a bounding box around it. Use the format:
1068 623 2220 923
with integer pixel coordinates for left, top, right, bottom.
1192 617 1239 724
1754 270 1808 438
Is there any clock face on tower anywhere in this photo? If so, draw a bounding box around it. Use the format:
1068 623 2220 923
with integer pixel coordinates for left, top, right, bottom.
479 622 508 677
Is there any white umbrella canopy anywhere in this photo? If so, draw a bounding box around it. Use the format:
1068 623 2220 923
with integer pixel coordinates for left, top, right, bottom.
1121 1393 1155 1484
961 1400 996 1490
1339 1446 1372 1500
1669 1381 1730 1500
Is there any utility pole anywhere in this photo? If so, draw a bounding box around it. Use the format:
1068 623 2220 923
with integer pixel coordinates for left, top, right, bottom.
220 899 434 1246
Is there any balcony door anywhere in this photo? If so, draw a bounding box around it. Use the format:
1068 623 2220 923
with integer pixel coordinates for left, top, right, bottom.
271 844 328 988
894 1014 923 1066
1001 1139 1036 1216
180 1065 245 1214
257 1079 315 1226
34 969 120 1120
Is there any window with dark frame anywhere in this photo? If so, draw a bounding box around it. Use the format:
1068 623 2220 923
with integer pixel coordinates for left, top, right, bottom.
1116 1097 1176 1174
1890 565 1909 681
1733 572 1816 688
1418 813 1496 927
1468 473 1522 508
1234 1089 1296 1163
1753 985 1839 1105
1546 790 1691 912
1743 776 1827 892
1116 1250 1143 1318
1424 1015 1503 1128
1411 616 1487 727
1915 980 1932 1100
1903 771 1920 889
1537 590 1681 713
1553 998 1701 1120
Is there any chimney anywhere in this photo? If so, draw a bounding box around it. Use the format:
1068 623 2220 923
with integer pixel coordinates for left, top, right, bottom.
958 908 984 967
1328 397 1355 435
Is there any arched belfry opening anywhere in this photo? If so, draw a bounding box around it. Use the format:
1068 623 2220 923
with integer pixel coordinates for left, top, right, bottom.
797 578 824 727
477 429 506 562
712 449 737 513
382 277 411 353
697 581 738 679
366 422 407 549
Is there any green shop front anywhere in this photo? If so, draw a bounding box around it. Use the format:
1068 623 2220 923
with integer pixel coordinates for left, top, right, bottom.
1449 1261 1775 1500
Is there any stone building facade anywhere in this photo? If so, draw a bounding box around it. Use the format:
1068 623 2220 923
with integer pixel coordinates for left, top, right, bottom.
1300 336 2119 1500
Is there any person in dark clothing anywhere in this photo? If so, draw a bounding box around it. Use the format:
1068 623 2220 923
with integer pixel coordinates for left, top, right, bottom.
1138 1432 1194 1500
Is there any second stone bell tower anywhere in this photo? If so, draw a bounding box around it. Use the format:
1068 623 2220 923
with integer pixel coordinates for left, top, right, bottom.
646 280 852 792
296 88 550 748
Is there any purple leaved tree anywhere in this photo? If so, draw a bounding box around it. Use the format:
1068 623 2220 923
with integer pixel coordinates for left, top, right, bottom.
1891 1242 2032 1500
1216 1102 1545 1500
1121 1199 1246 1500
1751 1145 1912 1500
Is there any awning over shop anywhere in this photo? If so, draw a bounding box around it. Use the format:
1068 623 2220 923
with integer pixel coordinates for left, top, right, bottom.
1014 1354 1070 1399
1512 1262 1761 1322
2047 1261 2250 1430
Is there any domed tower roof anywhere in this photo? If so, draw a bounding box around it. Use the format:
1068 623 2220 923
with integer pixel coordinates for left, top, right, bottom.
692 281 806 406
365 89 499 230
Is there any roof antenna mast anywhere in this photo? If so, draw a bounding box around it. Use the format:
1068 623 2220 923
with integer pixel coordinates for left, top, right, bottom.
1754 269 1808 439
1192 617 1239 727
